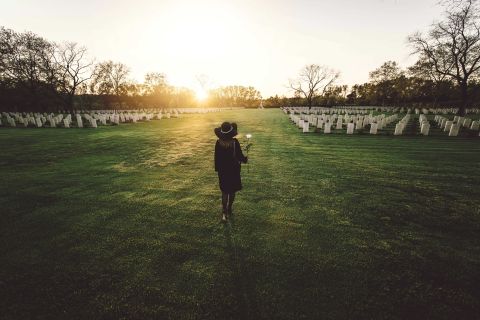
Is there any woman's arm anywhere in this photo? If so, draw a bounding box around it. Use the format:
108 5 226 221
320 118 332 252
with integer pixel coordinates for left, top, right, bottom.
214 140 219 171
235 139 248 163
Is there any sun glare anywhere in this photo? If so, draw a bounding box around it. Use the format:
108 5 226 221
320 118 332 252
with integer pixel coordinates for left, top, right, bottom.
143 1 248 90
195 89 208 101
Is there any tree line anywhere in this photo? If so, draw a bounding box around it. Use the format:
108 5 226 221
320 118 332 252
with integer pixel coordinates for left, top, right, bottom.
272 60 480 111
0 27 262 111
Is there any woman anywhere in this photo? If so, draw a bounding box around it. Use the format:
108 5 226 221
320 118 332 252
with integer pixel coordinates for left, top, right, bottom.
214 122 248 221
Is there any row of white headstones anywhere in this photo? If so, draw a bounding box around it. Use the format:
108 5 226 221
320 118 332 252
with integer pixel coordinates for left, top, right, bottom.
283 107 480 136
286 106 480 116
288 112 405 135
433 115 480 136
0 108 222 128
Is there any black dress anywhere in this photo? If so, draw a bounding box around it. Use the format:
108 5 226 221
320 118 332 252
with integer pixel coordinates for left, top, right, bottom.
214 138 247 193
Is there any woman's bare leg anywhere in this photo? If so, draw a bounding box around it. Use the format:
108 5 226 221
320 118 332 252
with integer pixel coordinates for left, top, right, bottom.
227 192 236 214
222 192 229 215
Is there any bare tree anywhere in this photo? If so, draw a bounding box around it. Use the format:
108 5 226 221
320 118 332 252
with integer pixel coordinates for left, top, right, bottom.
408 0 480 115
289 64 340 108
54 42 94 111
408 54 448 83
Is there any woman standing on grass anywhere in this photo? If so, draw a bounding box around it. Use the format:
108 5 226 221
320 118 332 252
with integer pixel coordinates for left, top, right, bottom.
214 122 248 222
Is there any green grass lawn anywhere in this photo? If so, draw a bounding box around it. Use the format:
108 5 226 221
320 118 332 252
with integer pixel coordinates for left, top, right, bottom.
1 109 480 320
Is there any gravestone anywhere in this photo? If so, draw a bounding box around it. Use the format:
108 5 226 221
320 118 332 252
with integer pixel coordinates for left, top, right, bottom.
471 121 479 130
421 122 430 135
444 121 453 132
440 118 447 128
336 118 342 129
355 119 363 130
316 119 324 129
303 121 309 133
394 123 403 135
324 121 332 134
449 124 460 136
346 122 354 134
298 119 305 129
380 118 386 129
76 115 83 128
370 123 378 134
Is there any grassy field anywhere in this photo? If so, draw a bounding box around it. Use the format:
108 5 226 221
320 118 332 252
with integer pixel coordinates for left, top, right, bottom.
1 109 480 320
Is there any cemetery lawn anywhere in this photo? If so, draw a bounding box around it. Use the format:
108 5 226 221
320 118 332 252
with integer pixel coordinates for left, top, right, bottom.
1 109 480 320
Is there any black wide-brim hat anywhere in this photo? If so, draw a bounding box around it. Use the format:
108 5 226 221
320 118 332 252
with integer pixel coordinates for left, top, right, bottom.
214 122 238 140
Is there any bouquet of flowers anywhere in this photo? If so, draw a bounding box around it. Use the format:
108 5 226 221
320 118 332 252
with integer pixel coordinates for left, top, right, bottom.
243 134 253 172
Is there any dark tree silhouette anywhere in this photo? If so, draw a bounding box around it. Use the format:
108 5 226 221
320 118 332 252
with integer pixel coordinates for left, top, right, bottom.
408 0 480 115
289 64 340 108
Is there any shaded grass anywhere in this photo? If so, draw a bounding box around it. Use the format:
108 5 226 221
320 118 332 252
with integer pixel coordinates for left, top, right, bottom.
0 109 480 319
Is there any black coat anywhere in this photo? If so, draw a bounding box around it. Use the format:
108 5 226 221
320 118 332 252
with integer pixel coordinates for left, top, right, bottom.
214 138 247 193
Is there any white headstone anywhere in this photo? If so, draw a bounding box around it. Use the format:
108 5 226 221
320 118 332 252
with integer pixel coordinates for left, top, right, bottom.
298 119 304 129
394 123 403 135
444 121 453 132
76 115 83 128
440 118 447 129
316 119 324 129
346 122 354 134
355 119 363 130
370 123 378 135
303 121 309 133
324 122 331 134
463 118 472 128
336 119 342 130
449 124 460 136
421 122 430 136
470 121 479 130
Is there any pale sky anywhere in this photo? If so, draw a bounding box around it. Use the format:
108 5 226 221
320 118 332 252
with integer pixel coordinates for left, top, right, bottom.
1 0 443 97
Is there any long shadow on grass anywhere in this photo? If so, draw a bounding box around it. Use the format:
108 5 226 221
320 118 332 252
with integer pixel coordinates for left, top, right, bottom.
223 215 260 319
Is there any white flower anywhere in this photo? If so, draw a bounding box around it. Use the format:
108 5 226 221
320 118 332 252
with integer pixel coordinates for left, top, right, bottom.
246 134 252 139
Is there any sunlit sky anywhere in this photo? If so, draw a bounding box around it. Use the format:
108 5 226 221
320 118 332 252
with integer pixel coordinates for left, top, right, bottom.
2 0 443 97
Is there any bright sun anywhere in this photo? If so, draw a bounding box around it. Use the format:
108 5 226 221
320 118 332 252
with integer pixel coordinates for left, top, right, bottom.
195 89 208 101
142 1 251 92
